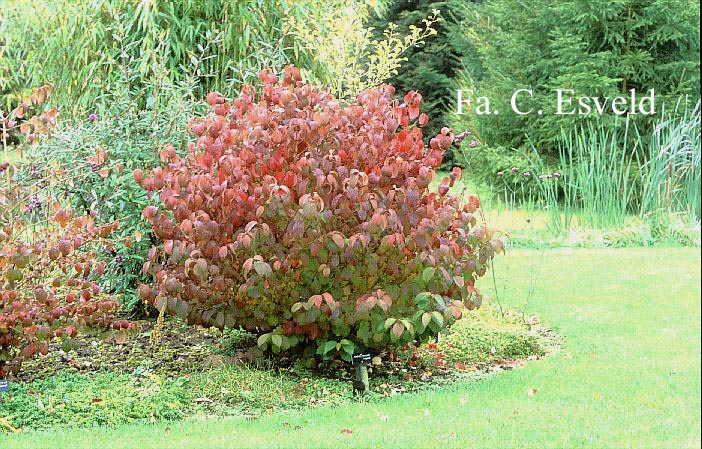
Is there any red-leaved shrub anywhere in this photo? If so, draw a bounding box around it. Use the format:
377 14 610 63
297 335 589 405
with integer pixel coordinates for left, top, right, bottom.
137 66 502 361
0 206 130 377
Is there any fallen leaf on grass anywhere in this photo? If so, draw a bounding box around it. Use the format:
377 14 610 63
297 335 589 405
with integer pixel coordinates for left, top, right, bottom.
340 428 353 434
592 392 603 401
527 388 538 397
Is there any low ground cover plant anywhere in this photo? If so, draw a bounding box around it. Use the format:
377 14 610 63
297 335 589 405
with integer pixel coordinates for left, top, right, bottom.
136 66 502 361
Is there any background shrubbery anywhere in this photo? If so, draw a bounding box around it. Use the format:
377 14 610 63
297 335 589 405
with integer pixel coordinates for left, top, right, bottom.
449 0 700 184
369 0 469 146
22 58 204 312
0 0 317 116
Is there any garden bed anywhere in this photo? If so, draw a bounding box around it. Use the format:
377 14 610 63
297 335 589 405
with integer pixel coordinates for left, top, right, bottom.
1 305 561 432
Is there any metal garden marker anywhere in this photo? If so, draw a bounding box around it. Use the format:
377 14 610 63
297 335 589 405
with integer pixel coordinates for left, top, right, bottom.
0 379 9 394
352 353 371 394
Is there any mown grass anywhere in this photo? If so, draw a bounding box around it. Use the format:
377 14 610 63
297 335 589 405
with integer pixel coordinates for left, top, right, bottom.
3 247 699 449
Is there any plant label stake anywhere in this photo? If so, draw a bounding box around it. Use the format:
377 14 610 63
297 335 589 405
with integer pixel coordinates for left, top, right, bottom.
352 353 371 394
0 379 9 394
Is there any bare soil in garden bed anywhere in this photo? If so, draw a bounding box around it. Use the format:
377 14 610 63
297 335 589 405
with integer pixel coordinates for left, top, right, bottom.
17 319 221 383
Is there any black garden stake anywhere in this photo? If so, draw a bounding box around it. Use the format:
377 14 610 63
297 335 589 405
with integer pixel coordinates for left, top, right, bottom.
352 353 371 394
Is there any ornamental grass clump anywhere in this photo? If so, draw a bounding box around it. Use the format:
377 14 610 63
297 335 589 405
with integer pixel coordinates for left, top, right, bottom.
136 66 502 361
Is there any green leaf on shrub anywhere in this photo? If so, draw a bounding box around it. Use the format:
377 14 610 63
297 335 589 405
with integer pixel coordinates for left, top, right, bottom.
414 292 431 310
384 318 396 330
271 334 282 348
422 267 436 283
253 261 272 278
340 339 354 354
257 334 270 348
422 312 432 328
324 340 337 355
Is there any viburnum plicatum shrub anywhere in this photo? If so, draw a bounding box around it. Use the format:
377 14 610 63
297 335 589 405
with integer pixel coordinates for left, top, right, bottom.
0 206 131 377
136 66 503 361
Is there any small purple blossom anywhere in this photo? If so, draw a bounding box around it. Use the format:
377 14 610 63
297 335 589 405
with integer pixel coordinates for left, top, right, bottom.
496 171 504 177
468 140 479 148
114 254 124 264
511 166 520 173
454 130 471 144
523 171 531 177
27 195 42 213
88 113 99 122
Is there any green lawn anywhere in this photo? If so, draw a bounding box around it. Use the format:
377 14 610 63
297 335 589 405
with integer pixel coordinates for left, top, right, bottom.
3 248 700 449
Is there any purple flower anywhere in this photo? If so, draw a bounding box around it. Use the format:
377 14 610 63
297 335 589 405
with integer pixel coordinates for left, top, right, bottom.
523 171 531 177
88 113 99 122
552 172 562 178
496 171 504 177
27 195 42 213
468 140 479 148
454 130 471 144
511 167 520 173
114 254 124 264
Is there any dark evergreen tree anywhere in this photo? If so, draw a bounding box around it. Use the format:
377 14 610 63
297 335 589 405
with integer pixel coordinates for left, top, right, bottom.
370 0 473 157
451 0 700 185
